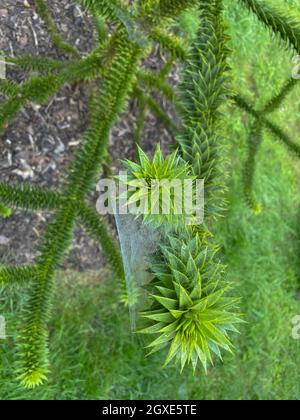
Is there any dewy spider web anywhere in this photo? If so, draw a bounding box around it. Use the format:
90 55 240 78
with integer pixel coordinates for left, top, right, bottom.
115 213 161 329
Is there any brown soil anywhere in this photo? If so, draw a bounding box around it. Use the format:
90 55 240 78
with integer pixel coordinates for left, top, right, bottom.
0 0 177 270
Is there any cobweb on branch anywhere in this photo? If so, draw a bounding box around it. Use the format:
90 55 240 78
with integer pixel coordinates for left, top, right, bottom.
115 213 161 330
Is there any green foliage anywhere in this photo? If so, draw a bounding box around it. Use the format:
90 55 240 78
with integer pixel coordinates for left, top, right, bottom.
1 0 300 400
121 142 241 371
234 93 300 158
262 77 298 113
137 70 178 105
0 75 60 130
177 0 230 219
78 0 124 21
0 183 62 211
7 55 69 74
146 95 178 134
149 28 188 59
120 145 195 227
133 86 178 136
133 59 180 141
239 0 300 53
231 1 300 210
34 0 80 58
140 229 241 372
76 203 125 280
0 40 120 130
176 7 200 41
0 0 203 388
0 79 19 98
1 154 300 399
133 95 147 151
140 0 198 22
130 1 241 372
1 0 300 390
0 202 11 218
17 205 76 388
0 266 38 287
242 123 263 213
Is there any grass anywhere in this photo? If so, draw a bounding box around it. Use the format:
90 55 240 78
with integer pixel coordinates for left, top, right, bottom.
0 0 300 400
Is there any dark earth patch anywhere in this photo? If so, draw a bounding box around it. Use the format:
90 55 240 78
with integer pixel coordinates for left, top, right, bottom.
0 0 177 270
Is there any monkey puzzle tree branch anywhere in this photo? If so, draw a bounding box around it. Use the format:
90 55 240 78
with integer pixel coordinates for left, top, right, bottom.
147 95 179 134
133 95 147 152
243 122 263 213
17 26 141 389
0 183 63 211
7 55 72 74
76 203 125 281
0 38 119 130
0 265 39 287
34 0 80 58
0 202 11 218
233 94 300 157
78 0 127 21
177 0 231 218
140 0 198 22
133 85 179 135
150 28 188 60
137 70 178 105
264 118 300 158
4 0 299 389
262 77 298 114
0 79 19 98
239 0 300 54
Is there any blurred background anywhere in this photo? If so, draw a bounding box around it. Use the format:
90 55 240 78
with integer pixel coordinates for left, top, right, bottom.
0 0 300 399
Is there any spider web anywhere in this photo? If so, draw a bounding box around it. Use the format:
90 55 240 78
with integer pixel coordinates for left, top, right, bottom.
115 213 160 330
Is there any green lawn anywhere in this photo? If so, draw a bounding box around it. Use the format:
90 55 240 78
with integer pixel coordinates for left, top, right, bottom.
0 0 300 400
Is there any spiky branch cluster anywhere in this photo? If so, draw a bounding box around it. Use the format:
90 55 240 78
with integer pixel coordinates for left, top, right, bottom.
139 0 300 214
178 0 230 218
0 0 198 388
235 0 300 211
121 1 241 372
123 146 241 370
1 0 300 387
